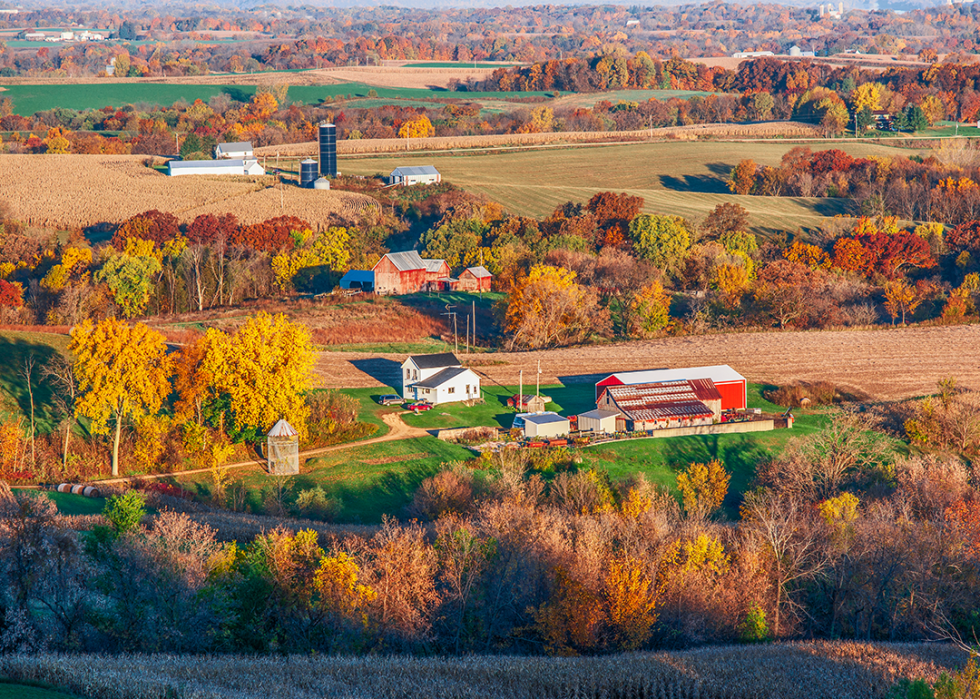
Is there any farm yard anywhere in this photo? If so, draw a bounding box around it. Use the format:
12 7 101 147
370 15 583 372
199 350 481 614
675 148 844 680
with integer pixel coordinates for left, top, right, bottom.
315 323 980 403
0 154 376 229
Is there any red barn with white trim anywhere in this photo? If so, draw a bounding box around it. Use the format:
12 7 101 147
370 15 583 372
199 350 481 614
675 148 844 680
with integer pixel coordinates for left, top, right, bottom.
595 365 747 412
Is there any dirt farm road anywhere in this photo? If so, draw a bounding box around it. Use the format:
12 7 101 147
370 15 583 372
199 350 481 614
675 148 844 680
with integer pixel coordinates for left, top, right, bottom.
316 325 980 402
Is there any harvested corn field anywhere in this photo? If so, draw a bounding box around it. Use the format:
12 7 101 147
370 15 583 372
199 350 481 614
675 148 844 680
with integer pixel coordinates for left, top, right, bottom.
0 155 377 229
254 121 824 158
0 642 965 699
317 324 980 402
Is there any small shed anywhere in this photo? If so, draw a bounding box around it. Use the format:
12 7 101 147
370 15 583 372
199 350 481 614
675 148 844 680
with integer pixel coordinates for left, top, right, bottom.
578 409 620 434
267 419 299 475
521 413 570 439
508 394 550 413
390 165 441 186
339 270 374 292
459 266 492 292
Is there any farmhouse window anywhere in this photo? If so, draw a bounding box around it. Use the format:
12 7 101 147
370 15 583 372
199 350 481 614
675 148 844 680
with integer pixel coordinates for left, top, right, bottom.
448 387 455 394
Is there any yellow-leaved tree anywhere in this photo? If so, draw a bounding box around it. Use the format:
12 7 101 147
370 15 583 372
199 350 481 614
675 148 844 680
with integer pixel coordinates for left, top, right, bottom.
200 312 314 440
271 227 351 292
676 460 731 521
398 115 434 139
504 264 604 350
70 319 173 476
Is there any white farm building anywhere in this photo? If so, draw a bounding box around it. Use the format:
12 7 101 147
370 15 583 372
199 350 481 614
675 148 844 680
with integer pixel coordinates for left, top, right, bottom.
168 159 265 177
215 141 254 159
389 166 441 186
517 412 570 439
401 352 480 405
407 366 482 405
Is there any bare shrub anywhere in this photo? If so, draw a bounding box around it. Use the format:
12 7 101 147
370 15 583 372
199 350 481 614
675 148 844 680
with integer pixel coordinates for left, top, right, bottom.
410 467 475 520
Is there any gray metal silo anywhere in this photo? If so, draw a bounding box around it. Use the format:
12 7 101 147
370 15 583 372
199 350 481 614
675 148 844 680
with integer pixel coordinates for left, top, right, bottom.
299 159 318 187
318 122 337 177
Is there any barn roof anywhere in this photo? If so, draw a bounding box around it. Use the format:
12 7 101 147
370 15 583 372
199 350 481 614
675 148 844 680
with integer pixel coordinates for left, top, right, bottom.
600 365 745 386
391 165 440 177
339 270 374 283
523 413 569 426
380 251 426 272
267 419 298 437
603 381 714 422
464 266 492 278
579 409 621 420
423 258 447 273
405 352 461 370
412 366 473 389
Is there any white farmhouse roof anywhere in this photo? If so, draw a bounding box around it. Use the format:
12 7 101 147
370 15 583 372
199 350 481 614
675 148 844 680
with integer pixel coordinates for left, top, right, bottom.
267 419 298 437
217 141 253 155
391 165 440 177
412 366 474 389
602 365 745 386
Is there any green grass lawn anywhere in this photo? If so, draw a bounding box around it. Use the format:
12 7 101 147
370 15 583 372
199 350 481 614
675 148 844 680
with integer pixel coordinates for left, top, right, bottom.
2 82 567 115
177 435 473 523
400 381 594 431
333 387 396 439
320 338 461 354
339 140 922 235
37 490 107 516
0 330 70 432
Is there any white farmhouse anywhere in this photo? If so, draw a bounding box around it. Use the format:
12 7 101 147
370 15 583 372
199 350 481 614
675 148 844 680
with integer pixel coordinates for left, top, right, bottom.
401 352 461 398
407 366 482 405
215 141 254 159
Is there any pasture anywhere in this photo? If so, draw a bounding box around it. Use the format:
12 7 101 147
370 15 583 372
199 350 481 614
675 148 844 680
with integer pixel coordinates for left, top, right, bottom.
340 139 924 232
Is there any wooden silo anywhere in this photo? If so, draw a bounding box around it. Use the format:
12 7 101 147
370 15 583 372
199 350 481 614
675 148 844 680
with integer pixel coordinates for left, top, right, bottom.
267 419 299 475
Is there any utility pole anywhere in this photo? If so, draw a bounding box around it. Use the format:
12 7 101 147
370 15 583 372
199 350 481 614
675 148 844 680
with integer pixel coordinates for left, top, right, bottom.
519 369 523 409
472 299 476 345
442 304 458 354
465 314 469 354
536 359 541 411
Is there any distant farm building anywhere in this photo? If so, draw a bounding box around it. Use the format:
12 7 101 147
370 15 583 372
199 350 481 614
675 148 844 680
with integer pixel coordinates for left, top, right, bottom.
168 159 265 177
266 419 299 475
338 270 374 292
596 365 747 412
597 380 722 431
459 266 493 292
215 141 254 159
732 50 774 58
401 353 480 404
389 166 441 186
372 251 450 295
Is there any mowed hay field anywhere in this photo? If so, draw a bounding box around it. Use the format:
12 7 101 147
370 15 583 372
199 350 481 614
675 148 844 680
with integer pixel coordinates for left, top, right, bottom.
316 324 980 402
0 155 377 229
1 642 965 699
340 139 923 231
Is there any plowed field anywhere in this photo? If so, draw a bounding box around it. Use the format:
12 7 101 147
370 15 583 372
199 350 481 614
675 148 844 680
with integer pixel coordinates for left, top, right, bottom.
0 154 377 229
316 324 980 402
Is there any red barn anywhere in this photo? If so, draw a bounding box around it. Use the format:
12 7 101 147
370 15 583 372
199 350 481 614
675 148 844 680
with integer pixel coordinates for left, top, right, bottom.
373 251 449 296
595 365 747 412
459 266 493 292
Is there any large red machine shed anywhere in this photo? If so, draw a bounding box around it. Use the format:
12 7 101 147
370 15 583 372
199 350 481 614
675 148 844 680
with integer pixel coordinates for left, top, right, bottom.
596 365 747 412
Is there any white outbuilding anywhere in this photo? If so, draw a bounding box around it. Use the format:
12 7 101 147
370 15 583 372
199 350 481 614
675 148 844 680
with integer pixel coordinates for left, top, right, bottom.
168 159 265 177
577 409 620 434
215 141 254 159
266 419 299 475
407 366 482 405
389 165 441 186
518 412 570 439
